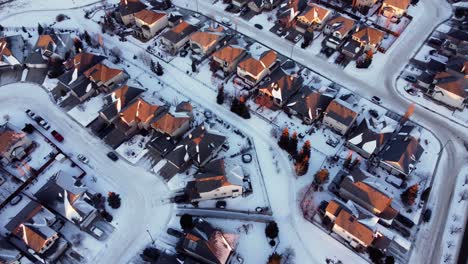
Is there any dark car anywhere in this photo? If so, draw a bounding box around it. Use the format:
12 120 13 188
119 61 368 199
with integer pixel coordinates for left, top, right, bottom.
423 209 432 222
371 96 382 105
404 75 417 83
51 130 64 142
107 152 119 161
254 24 263 30
167 228 183 238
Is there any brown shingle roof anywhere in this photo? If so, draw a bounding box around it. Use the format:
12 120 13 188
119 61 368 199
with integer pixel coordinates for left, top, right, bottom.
190 31 223 49
325 200 341 216
15 225 50 253
238 50 277 76
325 100 357 126
327 16 356 36
353 27 384 46
335 210 374 246
212 46 245 64
35 35 55 49
352 182 392 213
84 63 123 84
0 38 12 57
134 9 166 25
434 71 468 97
151 113 190 135
120 98 159 125
298 4 330 22
0 130 26 155
383 0 410 10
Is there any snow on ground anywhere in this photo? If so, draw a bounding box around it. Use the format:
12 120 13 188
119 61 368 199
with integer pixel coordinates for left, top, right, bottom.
68 94 105 127
116 134 151 164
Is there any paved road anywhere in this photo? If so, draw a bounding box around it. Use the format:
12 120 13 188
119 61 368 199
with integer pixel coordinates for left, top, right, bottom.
176 208 274 222
0 83 173 264
173 0 467 263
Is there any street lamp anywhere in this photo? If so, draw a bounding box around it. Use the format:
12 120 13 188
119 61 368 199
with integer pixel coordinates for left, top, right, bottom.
146 229 155 245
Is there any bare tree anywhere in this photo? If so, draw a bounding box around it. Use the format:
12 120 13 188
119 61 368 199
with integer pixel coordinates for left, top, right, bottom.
449 225 462 234
282 247 296 264
447 240 454 249
452 214 460 222
443 253 452 263
3 114 10 122
138 51 152 67
110 46 122 63
458 189 468 203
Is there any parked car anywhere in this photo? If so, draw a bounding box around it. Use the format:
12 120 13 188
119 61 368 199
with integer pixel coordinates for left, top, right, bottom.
404 75 417 83
25 109 35 118
34 116 50 130
216 200 227 209
276 27 284 35
51 130 64 142
371 96 382 105
405 87 417 95
423 209 432 222
107 152 119 161
192 13 201 18
293 34 302 43
167 228 183 238
240 6 249 15
77 154 89 164
221 17 232 26
254 24 263 30
90 226 104 238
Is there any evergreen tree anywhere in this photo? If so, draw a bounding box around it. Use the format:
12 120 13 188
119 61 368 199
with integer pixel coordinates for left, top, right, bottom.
156 61 164 76
421 187 431 202
216 84 225 105
238 96 250 119
180 214 194 230
84 30 92 45
21 26 27 33
265 221 279 239
0 24 4 32
295 156 309 176
230 97 240 113
278 128 290 149
150 60 156 73
343 153 352 168
37 23 44 35
107 192 121 209
287 132 298 156
298 140 311 161
401 184 419 206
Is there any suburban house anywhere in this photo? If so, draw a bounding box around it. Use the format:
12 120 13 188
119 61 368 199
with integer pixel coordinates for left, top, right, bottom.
35 171 100 230
99 85 144 124
379 125 424 178
179 218 238 264
134 9 168 40
295 4 331 32
165 124 226 171
277 0 307 27
160 21 198 55
352 27 385 53
258 68 303 107
323 16 356 49
351 0 378 7
325 200 376 249
5 201 61 255
0 125 33 164
186 159 244 202
83 63 126 92
339 176 399 222
232 0 249 8
342 39 363 59
287 87 335 124
117 0 148 26
323 99 358 135
25 33 73 68
151 111 192 138
118 97 166 134
431 71 467 110
380 0 410 18
211 45 246 75
0 237 24 264
0 35 24 69
347 115 397 158
248 0 283 13
237 50 277 86
189 27 225 56
442 30 468 57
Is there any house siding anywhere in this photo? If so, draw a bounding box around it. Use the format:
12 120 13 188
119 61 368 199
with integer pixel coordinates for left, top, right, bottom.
431 86 465 110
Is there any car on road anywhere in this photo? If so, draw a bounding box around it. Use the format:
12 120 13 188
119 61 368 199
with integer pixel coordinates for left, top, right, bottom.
293 34 302 43
34 116 51 130
77 154 89 164
90 226 104 238
404 75 417 83
191 13 201 18
221 17 232 26
423 209 432 222
25 109 35 118
405 87 417 95
51 130 64 142
107 152 119 161
371 96 382 105
254 24 263 30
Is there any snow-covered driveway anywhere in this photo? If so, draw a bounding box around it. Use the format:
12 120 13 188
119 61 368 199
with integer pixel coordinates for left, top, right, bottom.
0 82 173 264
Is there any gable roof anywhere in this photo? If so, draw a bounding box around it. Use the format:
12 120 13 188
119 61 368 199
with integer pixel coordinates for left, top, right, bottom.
161 21 198 44
0 35 24 65
35 35 55 50
298 4 330 22
380 133 424 175
347 116 396 155
334 209 374 246
340 179 393 213
101 85 144 120
212 46 246 64
259 70 303 102
151 112 190 135
434 71 468 98
84 63 123 84
326 200 342 217
353 27 385 46
190 31 223 49
120 97 161 125
118 0 147 17
383 0 410 10
288 89 334 120
327 15 356 36
238 50 277 76
0 129 27 155
134 9 167 25
325 99 357 126
64 52 106 74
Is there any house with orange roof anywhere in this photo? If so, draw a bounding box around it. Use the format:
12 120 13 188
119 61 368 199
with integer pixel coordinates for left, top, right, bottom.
0 124 33 164
295 4 331 32
185 159 244 202
381 0 410 18
189 29 225 56
237 50 278 86
151 112 191 138
323 99 358 135
180 218 238 264
431 71 467 110
325 200 376 249
84 63 126 91
99 85 144 123
119 97 163 130
0 35 24 69
25 33 74 68
352 27 385 53
258 68 303 107
160 21 198 55
211 45 246 74
352 0 378 8
117 0 147 26
324 16 356 49
134 9 168 40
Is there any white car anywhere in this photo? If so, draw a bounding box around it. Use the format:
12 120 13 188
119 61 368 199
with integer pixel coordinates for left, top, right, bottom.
221 18 231 26
77 154 89 164
38 120 51 130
